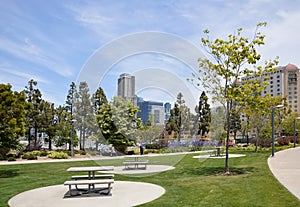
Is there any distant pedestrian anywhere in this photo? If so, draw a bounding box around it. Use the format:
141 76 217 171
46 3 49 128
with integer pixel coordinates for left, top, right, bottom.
140 145 144 155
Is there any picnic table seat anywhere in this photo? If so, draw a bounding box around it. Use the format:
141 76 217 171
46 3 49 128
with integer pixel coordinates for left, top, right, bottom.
71 174 114 180
64 179 114 196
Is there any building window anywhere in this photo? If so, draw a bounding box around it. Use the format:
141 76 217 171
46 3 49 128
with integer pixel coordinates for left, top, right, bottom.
295 91 297 94
295 100 298 103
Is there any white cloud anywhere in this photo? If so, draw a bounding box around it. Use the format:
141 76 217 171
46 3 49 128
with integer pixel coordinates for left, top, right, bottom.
259 10 300 66
0 67 49 84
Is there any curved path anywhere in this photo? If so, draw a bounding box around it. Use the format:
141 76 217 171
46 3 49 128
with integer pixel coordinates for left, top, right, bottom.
268 147 300 200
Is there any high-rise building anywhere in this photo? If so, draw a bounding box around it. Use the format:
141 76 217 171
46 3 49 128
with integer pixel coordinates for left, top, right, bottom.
117 73 137 105
137 99 165 125
164 102 171 122
242 63 300 112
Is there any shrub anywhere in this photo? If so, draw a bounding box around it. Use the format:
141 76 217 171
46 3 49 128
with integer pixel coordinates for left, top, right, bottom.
277 137 290 146
48 151 69 159
78 150 87 155
6 152 18 158
7 157 16 162
22 152 38 160
259 138 272 148
40 151 48 157
127 150 135 155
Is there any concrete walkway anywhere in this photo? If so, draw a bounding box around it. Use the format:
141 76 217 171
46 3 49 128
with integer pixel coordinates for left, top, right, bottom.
268 147 300 200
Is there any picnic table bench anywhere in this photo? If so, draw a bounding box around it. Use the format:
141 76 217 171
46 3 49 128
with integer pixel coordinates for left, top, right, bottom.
123 159 149 169
71 174 114 180
210 146 224 157
64 179 114 196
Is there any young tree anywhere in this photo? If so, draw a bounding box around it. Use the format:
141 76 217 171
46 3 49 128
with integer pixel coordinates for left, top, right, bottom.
0 84 26 157
189 22 279 173
196 91 211 137
244 94 285 151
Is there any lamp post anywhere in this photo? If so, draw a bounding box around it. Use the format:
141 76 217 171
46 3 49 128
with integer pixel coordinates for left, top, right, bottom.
271 104 284 157
294 117 300 148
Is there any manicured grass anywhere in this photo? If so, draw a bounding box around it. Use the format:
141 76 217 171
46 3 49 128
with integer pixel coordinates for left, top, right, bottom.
0 151 299 207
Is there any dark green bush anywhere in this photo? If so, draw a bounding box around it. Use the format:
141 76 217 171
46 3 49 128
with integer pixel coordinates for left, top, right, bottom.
7 157 16 162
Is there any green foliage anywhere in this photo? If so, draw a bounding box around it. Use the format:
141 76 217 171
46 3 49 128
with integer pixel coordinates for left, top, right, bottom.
195 91 211 136
166 93 192 139
189 22 281 172
24 79 43 150
22 152 38 160
96 96 141 153
0 84 26 152
74 81 95 150
7 157 16 161
47 151 69 159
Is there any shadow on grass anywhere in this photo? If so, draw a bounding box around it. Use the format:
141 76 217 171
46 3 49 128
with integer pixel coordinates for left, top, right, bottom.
0 169 20 178
179 166 254 176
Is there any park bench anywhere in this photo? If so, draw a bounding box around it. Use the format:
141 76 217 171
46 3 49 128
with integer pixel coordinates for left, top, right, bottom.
64 179 114 196
123 160 149 169
71 174 114 180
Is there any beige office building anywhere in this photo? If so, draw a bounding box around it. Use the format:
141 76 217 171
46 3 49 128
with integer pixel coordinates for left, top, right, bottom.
243 63 300 113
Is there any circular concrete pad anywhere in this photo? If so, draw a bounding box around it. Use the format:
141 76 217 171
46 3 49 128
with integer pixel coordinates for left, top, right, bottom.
9 181 165 207
112 165 175 174
193 154 246 159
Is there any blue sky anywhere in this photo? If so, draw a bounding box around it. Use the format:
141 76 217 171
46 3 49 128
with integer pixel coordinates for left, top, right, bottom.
1 0 300 109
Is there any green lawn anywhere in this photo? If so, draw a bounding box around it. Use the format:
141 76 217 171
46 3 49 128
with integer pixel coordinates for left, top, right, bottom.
0 151 299 207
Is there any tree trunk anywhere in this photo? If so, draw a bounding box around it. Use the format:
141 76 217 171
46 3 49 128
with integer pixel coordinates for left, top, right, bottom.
225 100 231 173
79 127 83 150
48 136 52 150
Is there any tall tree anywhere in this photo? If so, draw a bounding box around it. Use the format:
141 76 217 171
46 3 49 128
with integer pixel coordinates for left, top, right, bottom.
74 82 94 150
65 82 77 152
189 22 279 173
91 87 109 149
0 84 26 157
196 91 211 137
40 101 57 150
24 79 43 149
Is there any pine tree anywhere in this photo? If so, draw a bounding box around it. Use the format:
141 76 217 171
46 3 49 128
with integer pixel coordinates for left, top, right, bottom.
196 91 211 137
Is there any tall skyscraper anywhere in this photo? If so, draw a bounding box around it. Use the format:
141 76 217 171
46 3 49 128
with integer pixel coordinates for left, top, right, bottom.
117 73 137 105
